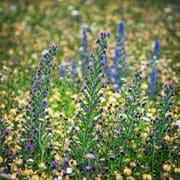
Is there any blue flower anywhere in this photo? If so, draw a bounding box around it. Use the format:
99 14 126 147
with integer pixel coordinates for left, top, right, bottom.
148 39 161 97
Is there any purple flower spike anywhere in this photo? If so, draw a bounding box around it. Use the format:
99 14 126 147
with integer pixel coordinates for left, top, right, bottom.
118 21 125 36
85 165 93 172
154 39 160 53
51 160 58 169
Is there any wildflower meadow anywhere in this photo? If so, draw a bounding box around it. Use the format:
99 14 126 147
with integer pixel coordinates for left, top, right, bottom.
0 0 179 179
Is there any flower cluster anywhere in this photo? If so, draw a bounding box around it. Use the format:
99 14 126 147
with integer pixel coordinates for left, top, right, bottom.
111 21 128 90
59 21 129 91
20 44 59 170
145 83 175 175
0 118 10 168
63 32 110 176
79 26 89 77
148 39 161 97
0 24 178 179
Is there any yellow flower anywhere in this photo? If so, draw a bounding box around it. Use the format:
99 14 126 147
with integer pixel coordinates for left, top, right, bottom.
41 172 49 179
164 135 171 142
11 173 17 179
141 132 148 139
163 164 171 172
114 171 123 180
129 162 137 168
14 158 23 166
150 108 156 114
174 167 180 173
38 162 47 170
126 176 135 180
0 103 5 109
68 159 77 167
54 154 61 161
141 83 148 90
125 158 131 163
142 174 152 180
94 174 102 180
8 49 15 56
123 167 132 176
0 156 3 163
23 169 33 176
52 169 59 176
31 174 40 180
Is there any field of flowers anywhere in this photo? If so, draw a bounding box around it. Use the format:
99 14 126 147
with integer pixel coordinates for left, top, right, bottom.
0 0 179 179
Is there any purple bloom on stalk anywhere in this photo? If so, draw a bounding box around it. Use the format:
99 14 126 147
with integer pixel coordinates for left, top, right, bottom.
71 59 78 81
151 39 160 61
80 25 89 77
112 21 128 90
0 118 3 123
148 39 161 97
51 160 58 169
85 165 93 172
65 33 109 171
24 143 35 151
82 26 88 51
59 62 66 79
148 70 158 96
155 39 160 51
21 44 58 166
118 21 125 36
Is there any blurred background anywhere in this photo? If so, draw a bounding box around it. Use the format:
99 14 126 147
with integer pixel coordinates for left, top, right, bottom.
0 0 179 116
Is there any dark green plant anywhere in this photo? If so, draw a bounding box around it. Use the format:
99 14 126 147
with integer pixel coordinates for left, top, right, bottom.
63 32 110 177
145 83 175 176
20 44 59 171
105 69 147 173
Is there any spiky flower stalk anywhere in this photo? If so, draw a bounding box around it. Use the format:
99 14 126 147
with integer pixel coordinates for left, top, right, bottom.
71 59 78 82
111 69 145 168
102 53 111 82
148 39 160 97
0 118 9 158
65 32 109 174
145 83 174 174
21 44 58 169
113 21 128 90
79 26 89 77
59 63 66 80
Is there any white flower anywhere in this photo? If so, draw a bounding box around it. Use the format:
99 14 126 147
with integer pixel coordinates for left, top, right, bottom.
10 5 17 11
54 176 62 180
79 47 84 52
66 167 73 174
84 153 96 159
71 10 80 17
27 158 34 163
173 120 180 128
164 7 172 13
32 53 37 59
42 50 49 57
68 5 74 11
